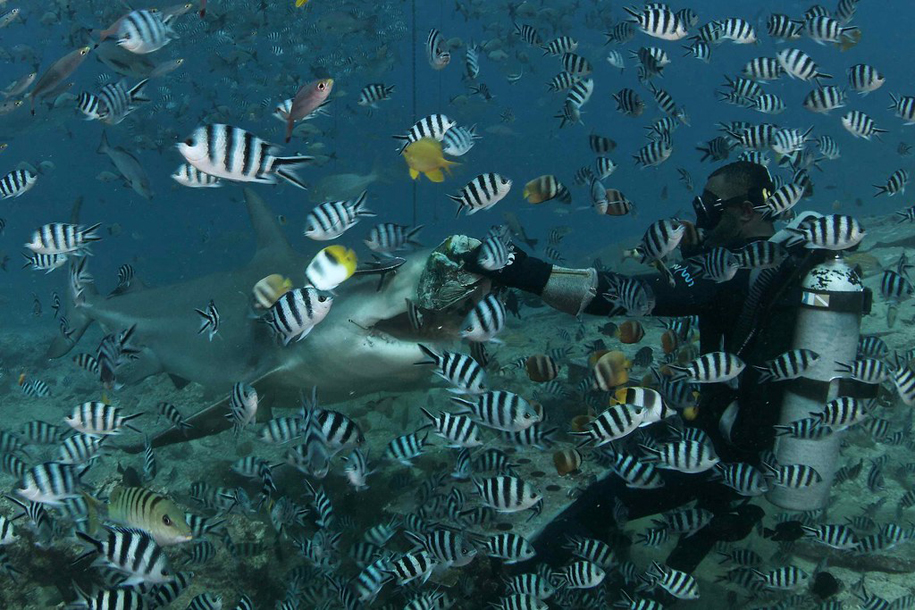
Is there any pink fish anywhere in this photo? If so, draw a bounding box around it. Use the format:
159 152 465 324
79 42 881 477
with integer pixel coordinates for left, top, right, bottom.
285 78 334 143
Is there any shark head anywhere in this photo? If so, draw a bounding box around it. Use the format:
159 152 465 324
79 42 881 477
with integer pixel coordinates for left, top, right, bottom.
49 188 476 450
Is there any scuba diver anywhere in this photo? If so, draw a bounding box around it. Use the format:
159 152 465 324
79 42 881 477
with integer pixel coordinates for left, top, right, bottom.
457 161 871 576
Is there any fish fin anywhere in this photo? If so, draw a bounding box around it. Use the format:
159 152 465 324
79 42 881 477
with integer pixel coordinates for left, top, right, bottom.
168 374 192 390
408 167 420 180
243 187 296 262
425 169 445 183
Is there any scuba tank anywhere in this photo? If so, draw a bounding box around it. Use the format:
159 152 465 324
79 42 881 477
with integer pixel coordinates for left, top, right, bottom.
767 253 868 511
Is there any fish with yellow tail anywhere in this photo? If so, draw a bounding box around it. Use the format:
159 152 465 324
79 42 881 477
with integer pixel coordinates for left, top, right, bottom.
402 138 458 183
106 486 193 547
296 0 310 6
252 274 293 311
306 245 357 292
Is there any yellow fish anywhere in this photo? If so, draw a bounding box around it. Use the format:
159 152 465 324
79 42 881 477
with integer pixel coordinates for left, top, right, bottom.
402 138 458 183
107 487 193 547
295 0 310 6
306 245 357 291
253 274 294 310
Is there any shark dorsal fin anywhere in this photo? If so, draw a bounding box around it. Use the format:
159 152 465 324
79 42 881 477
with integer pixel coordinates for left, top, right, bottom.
243 187 295 259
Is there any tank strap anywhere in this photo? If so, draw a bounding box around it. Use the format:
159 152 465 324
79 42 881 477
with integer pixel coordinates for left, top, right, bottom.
796 287 870 314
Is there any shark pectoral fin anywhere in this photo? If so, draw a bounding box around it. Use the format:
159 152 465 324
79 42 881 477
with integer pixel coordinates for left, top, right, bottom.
116 349 164 386
168 374 192 390
47 305 93 358
123 369 287 453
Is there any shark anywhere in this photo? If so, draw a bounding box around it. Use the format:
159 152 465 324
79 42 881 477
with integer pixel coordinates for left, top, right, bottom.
49 188 464 451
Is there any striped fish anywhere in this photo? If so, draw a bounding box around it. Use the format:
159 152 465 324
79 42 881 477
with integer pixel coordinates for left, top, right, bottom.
25 222 101 255
106 9 177 54
76 527 171 586
177 124 312 189
415 344 488 394
303 191 373 241
172 163 221 188
0 168 37 199
448 173 512 216
262 287 333 345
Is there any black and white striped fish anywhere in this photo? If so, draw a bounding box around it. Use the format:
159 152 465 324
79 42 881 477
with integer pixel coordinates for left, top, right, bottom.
776 48 831 84
640 440 719 473
785 214 866 250
0 168 37 199
225 382 258 436
94 79 149 124
802 86 846 113
177 124 311 189
426 28 450 70
560 52 592 76
194 299 220 342
571 405 644 446
669 351 745 383
57 433 106 465
648 562 700 599
172 163 221 188
17 461 83 505
547 71 580 92
20 378 51 398
688 247 740 283
767 14 803 40
754 349 819 383
752 565 810 591
477 225 513 271
442 124 479 156
874 169 908 197
485 532 535 564
473 476 541 513
109 9 177 54
847 63 884 95
393 114 455 151
714 462 769 496
835 358 891 384
385 432 427 465
613 87 645 116
304 191 373 240
889 93 915 125
461 293 506 343
841 110 886 140
513 23 542 46
25 222 101 255
541 35 577 56
358 83 395 109
71 585 147 610
763 462 822 488
65 402 143 437
449 173 512 216
388 550 437 585
733 239 785 269
633 138 672 168
624 6 688 41
262 287 333 346
416 344 487 394
365 223 424 256
451 391 540 432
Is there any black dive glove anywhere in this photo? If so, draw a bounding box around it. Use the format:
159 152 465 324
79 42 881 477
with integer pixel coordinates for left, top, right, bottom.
458 243 554 297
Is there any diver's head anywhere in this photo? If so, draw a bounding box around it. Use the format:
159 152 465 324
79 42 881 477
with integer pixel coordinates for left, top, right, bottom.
692 161 775 248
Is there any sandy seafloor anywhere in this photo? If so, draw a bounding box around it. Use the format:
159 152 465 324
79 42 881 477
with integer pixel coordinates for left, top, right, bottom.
1 210 915 609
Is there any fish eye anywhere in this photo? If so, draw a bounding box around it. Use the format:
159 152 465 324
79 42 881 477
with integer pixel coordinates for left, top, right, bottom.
162 514 173 526
523 413 531 419
161 569 170 576
501 178 509 184
318 83 327 90
318 295 328 302
184 138 193 146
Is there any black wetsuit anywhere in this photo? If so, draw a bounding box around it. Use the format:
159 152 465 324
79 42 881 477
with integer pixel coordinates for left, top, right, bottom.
480 239 827 573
